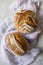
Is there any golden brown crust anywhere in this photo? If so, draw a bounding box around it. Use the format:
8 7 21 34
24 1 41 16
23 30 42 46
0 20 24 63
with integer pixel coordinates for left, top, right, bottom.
5 32 29 56
14 10 38 33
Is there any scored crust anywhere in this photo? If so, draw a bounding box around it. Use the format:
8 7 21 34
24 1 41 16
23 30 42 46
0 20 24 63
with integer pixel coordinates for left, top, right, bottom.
14 10 38 33
5 32 29 56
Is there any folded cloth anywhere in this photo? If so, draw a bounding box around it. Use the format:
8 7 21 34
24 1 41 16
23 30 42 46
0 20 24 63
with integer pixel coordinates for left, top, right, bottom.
10 0 40 14
0 0 41 65
0 17 40 65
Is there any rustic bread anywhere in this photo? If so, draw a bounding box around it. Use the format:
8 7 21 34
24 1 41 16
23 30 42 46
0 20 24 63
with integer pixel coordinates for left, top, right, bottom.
5 32 29 56
14 10 38 34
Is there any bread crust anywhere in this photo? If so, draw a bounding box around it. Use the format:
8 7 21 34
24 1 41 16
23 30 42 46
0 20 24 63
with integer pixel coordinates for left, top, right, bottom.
14 10 38 34
5 32 29 56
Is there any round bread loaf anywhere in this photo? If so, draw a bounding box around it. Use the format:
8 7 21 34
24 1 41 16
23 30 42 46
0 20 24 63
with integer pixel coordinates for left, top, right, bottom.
14 10 38 34
5 32 29 56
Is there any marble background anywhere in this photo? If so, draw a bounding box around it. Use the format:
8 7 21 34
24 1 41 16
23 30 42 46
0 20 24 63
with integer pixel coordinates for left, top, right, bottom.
0 0 43 65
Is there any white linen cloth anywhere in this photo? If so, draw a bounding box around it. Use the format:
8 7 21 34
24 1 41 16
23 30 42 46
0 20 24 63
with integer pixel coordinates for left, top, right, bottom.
0 0 41 65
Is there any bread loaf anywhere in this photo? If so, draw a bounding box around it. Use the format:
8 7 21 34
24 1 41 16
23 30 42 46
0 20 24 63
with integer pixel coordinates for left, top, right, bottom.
14 10 38 34
5 32 29 56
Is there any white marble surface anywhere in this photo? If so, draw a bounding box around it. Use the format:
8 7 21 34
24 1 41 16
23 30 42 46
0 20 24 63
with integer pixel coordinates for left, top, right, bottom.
0 0 43 65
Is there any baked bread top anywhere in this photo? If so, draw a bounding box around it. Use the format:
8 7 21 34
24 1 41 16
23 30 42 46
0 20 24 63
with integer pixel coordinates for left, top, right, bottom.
14 10 38 34
5 32 29 56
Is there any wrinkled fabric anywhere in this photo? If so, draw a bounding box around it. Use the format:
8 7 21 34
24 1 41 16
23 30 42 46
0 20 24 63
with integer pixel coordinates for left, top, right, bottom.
0 0 41 65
